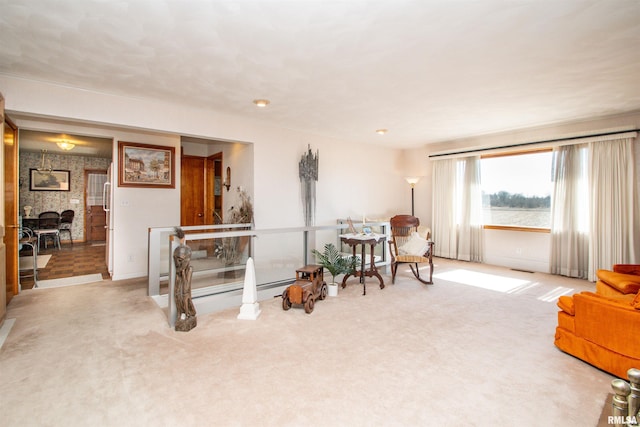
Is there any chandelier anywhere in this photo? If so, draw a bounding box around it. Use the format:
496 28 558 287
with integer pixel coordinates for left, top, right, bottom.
37 149 53 174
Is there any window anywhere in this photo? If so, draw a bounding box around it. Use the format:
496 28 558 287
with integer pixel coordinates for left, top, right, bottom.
481 150 552 229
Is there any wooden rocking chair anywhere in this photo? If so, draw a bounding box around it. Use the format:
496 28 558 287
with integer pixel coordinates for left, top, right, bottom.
388 215 434 284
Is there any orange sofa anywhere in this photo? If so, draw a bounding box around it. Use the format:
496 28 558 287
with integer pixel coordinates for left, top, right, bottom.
554 264 640 378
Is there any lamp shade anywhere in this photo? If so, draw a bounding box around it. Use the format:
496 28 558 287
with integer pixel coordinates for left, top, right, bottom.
405 177 420 186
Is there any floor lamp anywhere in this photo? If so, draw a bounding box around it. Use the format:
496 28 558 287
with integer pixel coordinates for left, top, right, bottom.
405 177 420 216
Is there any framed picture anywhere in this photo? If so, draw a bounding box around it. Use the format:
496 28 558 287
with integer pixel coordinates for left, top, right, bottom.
118 141 175 188
29 169 70 191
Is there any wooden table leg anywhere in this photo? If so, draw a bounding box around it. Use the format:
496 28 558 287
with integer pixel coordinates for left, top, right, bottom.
340 237 386 295
341 243 358 289
368 242 384 289
360 243 366 295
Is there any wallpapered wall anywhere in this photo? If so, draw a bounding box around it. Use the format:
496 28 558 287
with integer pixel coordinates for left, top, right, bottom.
19 151 111 242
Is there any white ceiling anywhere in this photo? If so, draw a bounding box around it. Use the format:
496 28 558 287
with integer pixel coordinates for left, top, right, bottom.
1 0 639 148
18 129 113 158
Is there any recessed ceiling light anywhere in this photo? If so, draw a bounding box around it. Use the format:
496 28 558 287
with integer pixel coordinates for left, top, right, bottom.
376 129 388 135
253 99 270 107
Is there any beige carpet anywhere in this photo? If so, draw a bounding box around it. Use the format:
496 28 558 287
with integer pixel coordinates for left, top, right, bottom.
0 259 617 426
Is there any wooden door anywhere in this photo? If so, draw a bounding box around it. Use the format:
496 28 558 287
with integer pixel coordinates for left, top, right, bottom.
181 155 206 226
181 154 221 226
85 169 107 242
3 112 18 301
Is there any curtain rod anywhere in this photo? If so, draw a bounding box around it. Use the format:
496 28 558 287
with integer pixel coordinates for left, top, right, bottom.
428 129 640 158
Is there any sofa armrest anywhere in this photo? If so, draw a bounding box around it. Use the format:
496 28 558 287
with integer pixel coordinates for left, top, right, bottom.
613 264 640 276
573 292 640 358
557 295 574 315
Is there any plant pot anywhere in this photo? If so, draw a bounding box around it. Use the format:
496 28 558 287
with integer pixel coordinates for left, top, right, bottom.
327 282 339 297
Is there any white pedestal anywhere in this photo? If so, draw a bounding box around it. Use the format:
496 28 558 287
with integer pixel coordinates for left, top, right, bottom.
237 257 261 320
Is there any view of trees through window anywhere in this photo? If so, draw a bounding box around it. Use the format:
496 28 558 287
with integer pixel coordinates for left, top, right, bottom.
481 150 552 228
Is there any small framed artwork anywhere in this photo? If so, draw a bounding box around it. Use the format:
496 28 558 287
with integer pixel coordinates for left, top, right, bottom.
29 169 70 191
118 141 175 188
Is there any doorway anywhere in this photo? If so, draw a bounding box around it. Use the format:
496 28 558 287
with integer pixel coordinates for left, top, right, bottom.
180 152 223 226
9 128 113 290
85 169 107 243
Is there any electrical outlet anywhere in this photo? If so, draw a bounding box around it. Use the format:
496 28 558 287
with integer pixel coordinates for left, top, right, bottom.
127 254 134 262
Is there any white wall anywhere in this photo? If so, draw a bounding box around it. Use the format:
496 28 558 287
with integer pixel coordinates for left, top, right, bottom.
406 110 640 273
5 74 637 278
1 75 407 280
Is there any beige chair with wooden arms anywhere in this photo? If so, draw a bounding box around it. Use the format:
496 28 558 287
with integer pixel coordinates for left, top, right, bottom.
388 215 434 285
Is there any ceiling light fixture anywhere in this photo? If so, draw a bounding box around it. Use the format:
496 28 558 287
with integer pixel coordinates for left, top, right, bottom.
253 99 270 108
376 129 388 135
56 140 75 151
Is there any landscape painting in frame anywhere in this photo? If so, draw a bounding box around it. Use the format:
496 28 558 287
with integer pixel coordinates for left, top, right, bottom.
29 169 70 191
118 141 175 188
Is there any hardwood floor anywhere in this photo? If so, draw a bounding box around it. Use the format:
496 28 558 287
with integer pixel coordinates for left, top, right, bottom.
20 242 110 290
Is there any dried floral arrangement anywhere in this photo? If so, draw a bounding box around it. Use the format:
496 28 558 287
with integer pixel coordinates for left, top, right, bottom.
215 189 254 265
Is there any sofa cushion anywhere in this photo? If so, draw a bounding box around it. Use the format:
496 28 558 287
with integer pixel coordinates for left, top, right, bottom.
633 292 640 310
596 269 640 294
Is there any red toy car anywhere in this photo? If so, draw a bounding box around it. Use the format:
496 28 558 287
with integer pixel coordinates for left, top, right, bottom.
282 265 328 314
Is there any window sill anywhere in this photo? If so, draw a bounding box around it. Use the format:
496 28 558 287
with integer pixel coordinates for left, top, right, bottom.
483 225 550 233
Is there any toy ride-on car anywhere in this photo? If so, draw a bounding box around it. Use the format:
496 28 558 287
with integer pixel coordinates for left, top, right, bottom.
282 265 328 314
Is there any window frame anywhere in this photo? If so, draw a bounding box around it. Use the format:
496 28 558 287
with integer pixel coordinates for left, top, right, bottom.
480 148 552 233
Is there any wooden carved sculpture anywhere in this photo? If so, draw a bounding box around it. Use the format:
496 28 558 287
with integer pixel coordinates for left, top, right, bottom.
174 227 197 332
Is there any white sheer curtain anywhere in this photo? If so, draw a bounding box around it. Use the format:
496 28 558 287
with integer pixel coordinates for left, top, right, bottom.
432 156 483 261
87 173 107 206
588 136 640 281
457 156 483 262
550 144 589 278
432 158 457 258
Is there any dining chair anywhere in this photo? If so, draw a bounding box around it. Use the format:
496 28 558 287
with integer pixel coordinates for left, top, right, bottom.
35 211 61 250
19 217 38 287
59 209 75 244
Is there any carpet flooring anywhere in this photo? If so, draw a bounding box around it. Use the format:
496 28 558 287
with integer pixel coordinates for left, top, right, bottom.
0 258 619 426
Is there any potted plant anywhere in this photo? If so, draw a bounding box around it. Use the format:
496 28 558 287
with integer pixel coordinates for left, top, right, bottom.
311 243 357 297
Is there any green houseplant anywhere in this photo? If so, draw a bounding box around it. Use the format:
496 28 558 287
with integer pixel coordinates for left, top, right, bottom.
312 243 357 296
